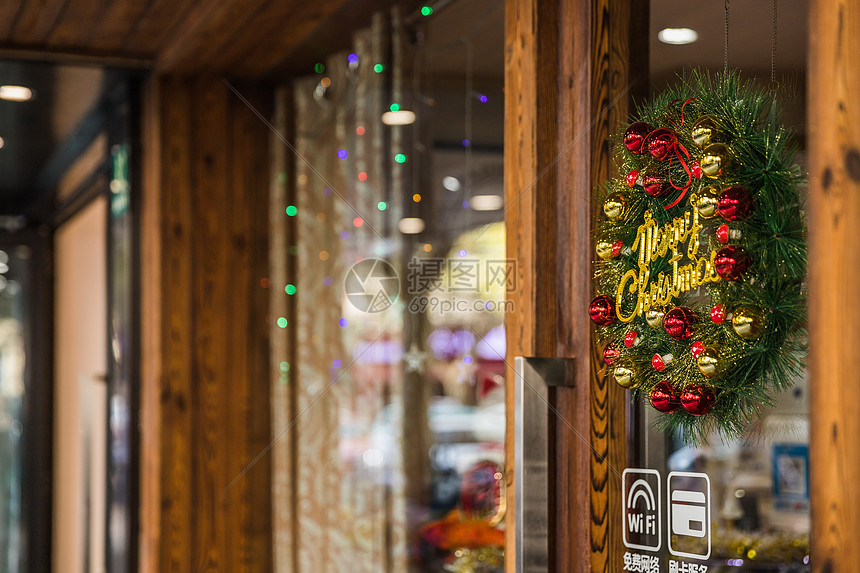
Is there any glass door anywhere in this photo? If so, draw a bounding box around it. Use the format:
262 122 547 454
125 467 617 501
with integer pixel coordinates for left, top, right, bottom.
270 2 506 571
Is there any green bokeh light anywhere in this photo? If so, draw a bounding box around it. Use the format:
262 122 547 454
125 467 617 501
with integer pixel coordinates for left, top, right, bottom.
276 317 288 328
378 201 388 211
277 172 287 183
394 153 406 163
280 361 290 372
390 103 400 112
289 245 298 256
373 64 384 73
314 63 325 73
285 284 297 295
286 205 297 216
421 6 433 15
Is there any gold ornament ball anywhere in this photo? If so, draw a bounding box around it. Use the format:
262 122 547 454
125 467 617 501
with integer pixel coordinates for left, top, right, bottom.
696 347 722 379
694 185 721 219
732 305 766 339
596 239 614 260
603 192 628 220
691 115 722 148
613 362 639 389
645 307 666 329
700 143 731 179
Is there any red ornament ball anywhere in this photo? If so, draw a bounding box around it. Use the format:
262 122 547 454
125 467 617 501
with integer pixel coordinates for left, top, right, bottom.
716 223 729 244
714 245 751 281
680 384 716 416
652 353 672 372
611 241 624 257
710 304 727 324
642 172 670 197
589 295 617 326
663 306 697 340
647 129 675 161
626 169 641 187
650 381 680 413
718 185 753 221
690 340 705 359
624 122 653 154
624 330 640 348
691 160 702 180
603 344 621 364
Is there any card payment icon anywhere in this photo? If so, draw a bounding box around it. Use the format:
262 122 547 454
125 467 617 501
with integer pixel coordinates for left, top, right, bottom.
667 471 711 559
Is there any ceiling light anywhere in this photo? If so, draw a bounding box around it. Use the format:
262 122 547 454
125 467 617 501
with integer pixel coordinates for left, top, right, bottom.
657 28 698 45
398 217 425 234
442 176 461 192
381 110 416 126
469 194 504 211
0 85 33 102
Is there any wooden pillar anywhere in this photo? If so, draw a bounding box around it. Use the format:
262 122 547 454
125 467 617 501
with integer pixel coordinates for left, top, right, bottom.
140 75 273 573
504 0 644 571
809 1 860 571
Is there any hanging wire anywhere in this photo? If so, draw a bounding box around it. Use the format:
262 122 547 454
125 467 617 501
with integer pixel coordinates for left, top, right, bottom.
770 0 779 93
724 0 730 74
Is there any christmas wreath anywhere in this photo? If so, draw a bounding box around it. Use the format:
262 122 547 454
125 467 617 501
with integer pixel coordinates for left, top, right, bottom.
589 71 806 443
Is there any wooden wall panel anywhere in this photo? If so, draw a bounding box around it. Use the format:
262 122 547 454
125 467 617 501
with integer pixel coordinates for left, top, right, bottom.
505 0 644 571
140 75 273 573
808 0 860 571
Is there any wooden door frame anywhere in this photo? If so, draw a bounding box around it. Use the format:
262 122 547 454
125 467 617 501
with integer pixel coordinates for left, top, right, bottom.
504 0 648 570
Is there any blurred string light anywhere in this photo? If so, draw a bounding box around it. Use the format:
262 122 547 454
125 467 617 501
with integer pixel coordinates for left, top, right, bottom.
347 53 359 64
412 193 422 203
353 217 364 227
314 63 325 73
285 284 297 295
277 317 288 328
320 77 331 88
421 6 433 16
479 94 488 103
356 126 365 135
358 171 368 181
286 205 297 216
337 149 348 159
377 201 388 211
394 153 406 163
373 64 384 73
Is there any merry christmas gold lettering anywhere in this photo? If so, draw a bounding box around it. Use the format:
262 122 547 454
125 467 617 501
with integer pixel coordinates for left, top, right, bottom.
616 205 720 322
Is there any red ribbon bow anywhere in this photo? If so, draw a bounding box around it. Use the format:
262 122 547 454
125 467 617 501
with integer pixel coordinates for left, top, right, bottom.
653 97 698 209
